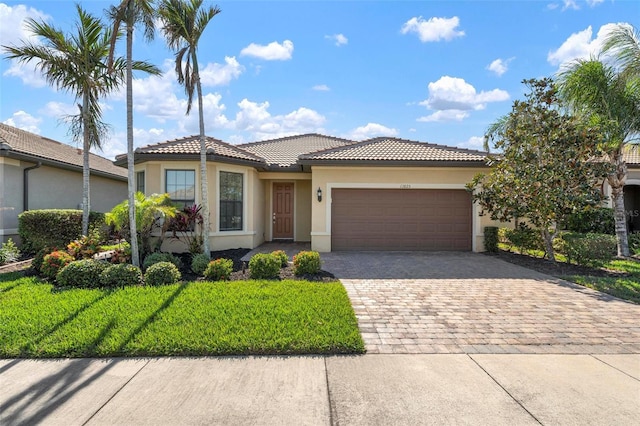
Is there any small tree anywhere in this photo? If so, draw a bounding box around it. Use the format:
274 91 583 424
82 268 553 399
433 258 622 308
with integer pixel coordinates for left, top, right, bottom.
468 78 610 262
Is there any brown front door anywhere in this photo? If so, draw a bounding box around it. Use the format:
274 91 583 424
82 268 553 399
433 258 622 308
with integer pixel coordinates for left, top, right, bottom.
273 183 294 239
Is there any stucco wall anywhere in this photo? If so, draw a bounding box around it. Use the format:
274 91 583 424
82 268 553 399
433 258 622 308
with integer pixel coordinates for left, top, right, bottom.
0 158 22 243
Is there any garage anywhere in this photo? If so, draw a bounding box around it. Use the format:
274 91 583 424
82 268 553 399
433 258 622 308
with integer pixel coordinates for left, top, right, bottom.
331 188 472 251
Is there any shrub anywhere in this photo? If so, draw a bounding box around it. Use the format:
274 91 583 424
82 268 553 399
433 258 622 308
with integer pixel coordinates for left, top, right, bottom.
271 250 289 268
110 247 132 264
191 253 211 275
293 251 321 275
32 246 56 273
67 230 103 260
204 258 234 281
562 207 615 235
41 250 74 281
145 261 181 286
18 209 105 254
629 233 640 256
559 232 616 266
249 253 280 279
56 259 108 288
501 224 543 254
483 227 499 253
0 238 21 265
100 263 143 287
142 252 182 272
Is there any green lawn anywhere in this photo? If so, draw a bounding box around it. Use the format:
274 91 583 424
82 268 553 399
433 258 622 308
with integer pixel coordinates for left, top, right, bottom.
563 259 640 304
0 272 364 358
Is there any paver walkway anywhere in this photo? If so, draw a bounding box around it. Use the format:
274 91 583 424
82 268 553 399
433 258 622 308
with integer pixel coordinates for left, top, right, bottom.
321 252 640 354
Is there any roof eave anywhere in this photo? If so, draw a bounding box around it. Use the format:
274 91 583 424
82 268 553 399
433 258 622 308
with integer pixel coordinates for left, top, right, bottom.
128 153 267 169
297 159 490 168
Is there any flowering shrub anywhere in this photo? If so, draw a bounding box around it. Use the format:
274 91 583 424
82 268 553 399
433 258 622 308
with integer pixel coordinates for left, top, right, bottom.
56 259 108 288
249 253 280 279
41 250 74 281
293 251 321 275
204 258 233 281
144 261 181 286
271 250 289 268
32 247 57 273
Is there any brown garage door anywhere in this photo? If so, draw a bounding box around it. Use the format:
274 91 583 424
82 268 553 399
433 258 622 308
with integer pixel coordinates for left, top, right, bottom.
331 188 472 251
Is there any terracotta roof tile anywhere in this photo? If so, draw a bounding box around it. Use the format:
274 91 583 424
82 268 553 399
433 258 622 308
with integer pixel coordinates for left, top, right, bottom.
0 123 127 178
623 145 640 165
239 133 356 167
129 135 266 164
299 137 488 163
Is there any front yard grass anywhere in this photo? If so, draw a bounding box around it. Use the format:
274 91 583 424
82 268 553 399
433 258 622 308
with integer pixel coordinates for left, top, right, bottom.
563 259 640 304
0 272 364 358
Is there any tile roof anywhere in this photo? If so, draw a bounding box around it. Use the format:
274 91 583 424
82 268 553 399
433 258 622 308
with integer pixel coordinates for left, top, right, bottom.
623 145 640 165
0 123 127 179
299 137 488 163
122 135 266 165
239 133 356 167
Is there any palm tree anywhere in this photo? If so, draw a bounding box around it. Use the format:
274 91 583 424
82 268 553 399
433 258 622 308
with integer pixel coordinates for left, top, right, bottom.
2 4 157 236
602 23 640 80
557 59 640 257
159 0 221 259
107 0 161 267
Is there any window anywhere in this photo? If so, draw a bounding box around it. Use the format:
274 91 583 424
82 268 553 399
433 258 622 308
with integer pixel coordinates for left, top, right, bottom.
220 171 243 231
165 170 195 206
136 171 145 194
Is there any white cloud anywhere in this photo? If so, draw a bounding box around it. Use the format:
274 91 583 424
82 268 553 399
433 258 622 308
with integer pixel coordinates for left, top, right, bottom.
240 40 294 61
348 123 398 140
101 127 169 160
562 0 580 10
401 16 464 42
586 0 604 6
548 23 618 66
232 99 325 140
2 110 41 134
41 101 77 118
418 76 509 122
456 136 485 150
325 33 348 46
486 57 514 76
200 56 244 86
312 84 330 91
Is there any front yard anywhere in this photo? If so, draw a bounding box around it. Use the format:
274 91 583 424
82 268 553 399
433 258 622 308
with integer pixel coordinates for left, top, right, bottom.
0 272 364 358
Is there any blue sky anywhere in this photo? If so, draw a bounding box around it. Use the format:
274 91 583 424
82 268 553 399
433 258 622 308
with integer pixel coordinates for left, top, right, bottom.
0 0 637 159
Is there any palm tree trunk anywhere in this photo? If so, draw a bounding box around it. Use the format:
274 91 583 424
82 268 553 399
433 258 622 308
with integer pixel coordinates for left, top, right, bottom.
126 23 140 266
610 152 630 257
194 54 210 257
82 92 90 236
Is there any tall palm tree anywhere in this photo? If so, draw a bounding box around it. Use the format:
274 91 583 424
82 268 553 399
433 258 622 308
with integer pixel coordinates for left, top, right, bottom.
107 0 161 267
602 23 640 80
557 59 640 256
2 4 157 236
159 0 221 258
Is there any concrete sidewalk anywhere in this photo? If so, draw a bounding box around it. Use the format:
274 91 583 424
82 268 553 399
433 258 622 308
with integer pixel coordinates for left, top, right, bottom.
1 354 638 425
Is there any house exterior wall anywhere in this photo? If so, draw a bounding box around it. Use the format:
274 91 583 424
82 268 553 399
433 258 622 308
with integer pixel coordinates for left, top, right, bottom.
0 157 126 244
309 165 503 253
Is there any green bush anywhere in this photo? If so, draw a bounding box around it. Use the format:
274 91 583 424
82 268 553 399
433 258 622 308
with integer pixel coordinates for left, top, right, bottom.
18 209 105 254
559 232 616 266
142 252 182 272
204 258 234 281
191 253 211 275
483 227 499 253
628 233 640 256
56 259 108 288
562 207 615 235
501 224 543 253
145 261 181 286
41 250 74 280
271 250 289 268
32 247 56 273
293 251 321 275
100 263 143 287
0 238 21 265
67 230 103 260
249 253 280 279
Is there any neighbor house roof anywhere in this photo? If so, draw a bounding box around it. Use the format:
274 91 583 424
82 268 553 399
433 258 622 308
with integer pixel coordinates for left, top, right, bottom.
298 137 488 166
114 135 266 167
623 145 640 166
239 133 356 168
0 123 127 180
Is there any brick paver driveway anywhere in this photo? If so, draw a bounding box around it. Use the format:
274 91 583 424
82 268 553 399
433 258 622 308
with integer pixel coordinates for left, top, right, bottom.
321 252 640 354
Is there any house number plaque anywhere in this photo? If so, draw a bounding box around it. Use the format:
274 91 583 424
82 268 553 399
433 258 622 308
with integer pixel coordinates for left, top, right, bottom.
400 184 411 189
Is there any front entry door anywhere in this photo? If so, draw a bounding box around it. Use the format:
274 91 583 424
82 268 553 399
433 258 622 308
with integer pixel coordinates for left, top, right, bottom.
273 183 294 239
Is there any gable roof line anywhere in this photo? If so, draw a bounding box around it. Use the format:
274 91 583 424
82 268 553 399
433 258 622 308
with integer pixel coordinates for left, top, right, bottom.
237 132 356 149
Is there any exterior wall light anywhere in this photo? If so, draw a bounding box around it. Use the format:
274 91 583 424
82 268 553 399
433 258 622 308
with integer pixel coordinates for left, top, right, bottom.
317 187 323 202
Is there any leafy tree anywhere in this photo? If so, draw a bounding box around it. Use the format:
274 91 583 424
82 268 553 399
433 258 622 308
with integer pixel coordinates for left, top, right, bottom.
2 5 156 236
159 0 221 258
468 78 610 262
107 0 161 267
602 23 640 80
106 192 177 259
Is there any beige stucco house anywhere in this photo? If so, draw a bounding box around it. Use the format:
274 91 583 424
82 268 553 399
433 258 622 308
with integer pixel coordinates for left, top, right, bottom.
119 133 510 253
0 123 127 244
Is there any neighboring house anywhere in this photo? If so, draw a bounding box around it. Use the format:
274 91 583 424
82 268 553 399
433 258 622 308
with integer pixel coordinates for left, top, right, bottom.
118 133 506 252
0 123 127 244
618 146 640 233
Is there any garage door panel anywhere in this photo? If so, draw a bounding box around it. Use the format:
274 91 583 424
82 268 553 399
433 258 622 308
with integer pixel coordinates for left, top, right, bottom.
331 189 472 251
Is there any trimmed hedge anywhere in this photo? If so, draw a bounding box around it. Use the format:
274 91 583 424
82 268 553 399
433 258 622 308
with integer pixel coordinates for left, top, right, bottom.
249 253 280 279
204 258 233 281
144 261 181 286
271 250 289 268
56 259 108 288
557 232 616 266
191 253 211 275
483 227 499 253
100 263 143 287
293 251 321 275
562 207 615 235
41 250 74 281
142 252 183 272
18 209 106 253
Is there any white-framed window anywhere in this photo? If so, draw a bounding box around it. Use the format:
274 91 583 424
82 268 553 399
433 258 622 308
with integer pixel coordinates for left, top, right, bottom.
165 169 195 207
136 171 145 194
219 171 243 231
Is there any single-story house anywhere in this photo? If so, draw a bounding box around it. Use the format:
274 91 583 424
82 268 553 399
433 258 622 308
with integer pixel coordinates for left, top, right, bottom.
0 123 128 244
116 133 511 253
